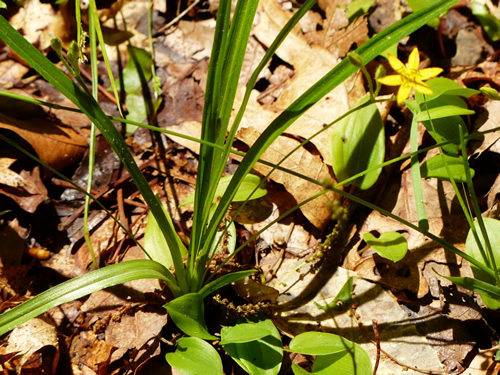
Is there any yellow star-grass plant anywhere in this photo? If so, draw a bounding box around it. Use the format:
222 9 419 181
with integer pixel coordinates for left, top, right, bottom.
378 47 443 104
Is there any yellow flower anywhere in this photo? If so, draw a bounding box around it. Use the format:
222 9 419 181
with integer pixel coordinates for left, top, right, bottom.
377 48 443 104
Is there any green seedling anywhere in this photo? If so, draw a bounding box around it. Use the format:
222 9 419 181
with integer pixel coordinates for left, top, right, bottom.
363 232 408 262
331 96 385 190
316 276 354 312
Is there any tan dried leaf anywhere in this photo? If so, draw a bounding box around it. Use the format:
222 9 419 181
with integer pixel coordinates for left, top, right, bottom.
0 158 31 188
6 318 59 374
237 127 335 230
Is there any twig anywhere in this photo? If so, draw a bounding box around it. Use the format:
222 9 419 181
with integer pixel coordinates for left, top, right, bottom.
372 319 380 375
157 0 203 34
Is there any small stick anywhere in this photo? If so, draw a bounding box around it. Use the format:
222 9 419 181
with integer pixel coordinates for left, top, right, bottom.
372 319 380 375
157 0 202 34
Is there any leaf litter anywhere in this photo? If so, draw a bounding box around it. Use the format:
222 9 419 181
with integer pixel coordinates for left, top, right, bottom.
0 0 500 373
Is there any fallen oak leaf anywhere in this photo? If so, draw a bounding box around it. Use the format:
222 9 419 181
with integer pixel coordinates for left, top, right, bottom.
0 111 87 173
0 157 33 189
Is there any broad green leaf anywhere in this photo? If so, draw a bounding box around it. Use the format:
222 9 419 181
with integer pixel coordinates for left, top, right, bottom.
198 270 256 298
122 46 153 94
166 337 223 375
144 202 187 270
466 218 500 268
223 317 282 375
292 364 312 375
415 78 479 102
346 0 375 22
363 231 408 262
316 277 354 312
125 93 148 124
289 332 354 356
0 260 178 335
471 1 500 41
165 293 217 340
122 46 154 128
420 154 474 182
220 323 272 345
415 95 474 121
465 218 500 309
312 346 372 375
331 96 385 190
407 0 440 27
422 115 465 156
180 173 266 206
290 333 372 375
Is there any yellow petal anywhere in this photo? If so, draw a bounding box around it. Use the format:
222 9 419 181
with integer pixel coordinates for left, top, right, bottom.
386 54 405 73
413 80 434 95
377 74 403 86
407 48 420 71
397 82 412 104
417 67 443 81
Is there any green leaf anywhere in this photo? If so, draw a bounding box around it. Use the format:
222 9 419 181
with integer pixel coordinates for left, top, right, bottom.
331 96 385 190
466 218 500 269
316 277 354 312
415 95 474 121
125 93 148 124
415 78 479 102
471 1 500 41
346 0 375 22
198 270 256 298
122 46 153 94
363 231 408 262
166 337 223 375
0 260 178 336
180 173 266 206
480 87 500 101
465 218 500 309
220 323 272 345
292 364 312 375
438 273 500 301
289 332 354 356
223 317 283 375
312 347 372 375
421 154 474 182
422 115 465 156
165 293 217 340
290 333 372 375
407 0 440 27
144 201 188 270
495 348 500 361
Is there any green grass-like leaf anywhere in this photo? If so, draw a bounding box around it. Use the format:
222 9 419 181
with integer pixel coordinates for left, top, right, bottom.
0 260 177 336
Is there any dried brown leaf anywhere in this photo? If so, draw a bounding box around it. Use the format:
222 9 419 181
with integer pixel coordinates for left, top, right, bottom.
5 317 59 374
237 127 335 230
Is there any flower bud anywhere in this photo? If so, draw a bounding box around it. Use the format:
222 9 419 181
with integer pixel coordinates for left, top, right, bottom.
347 52 364 69
480 87 500 101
